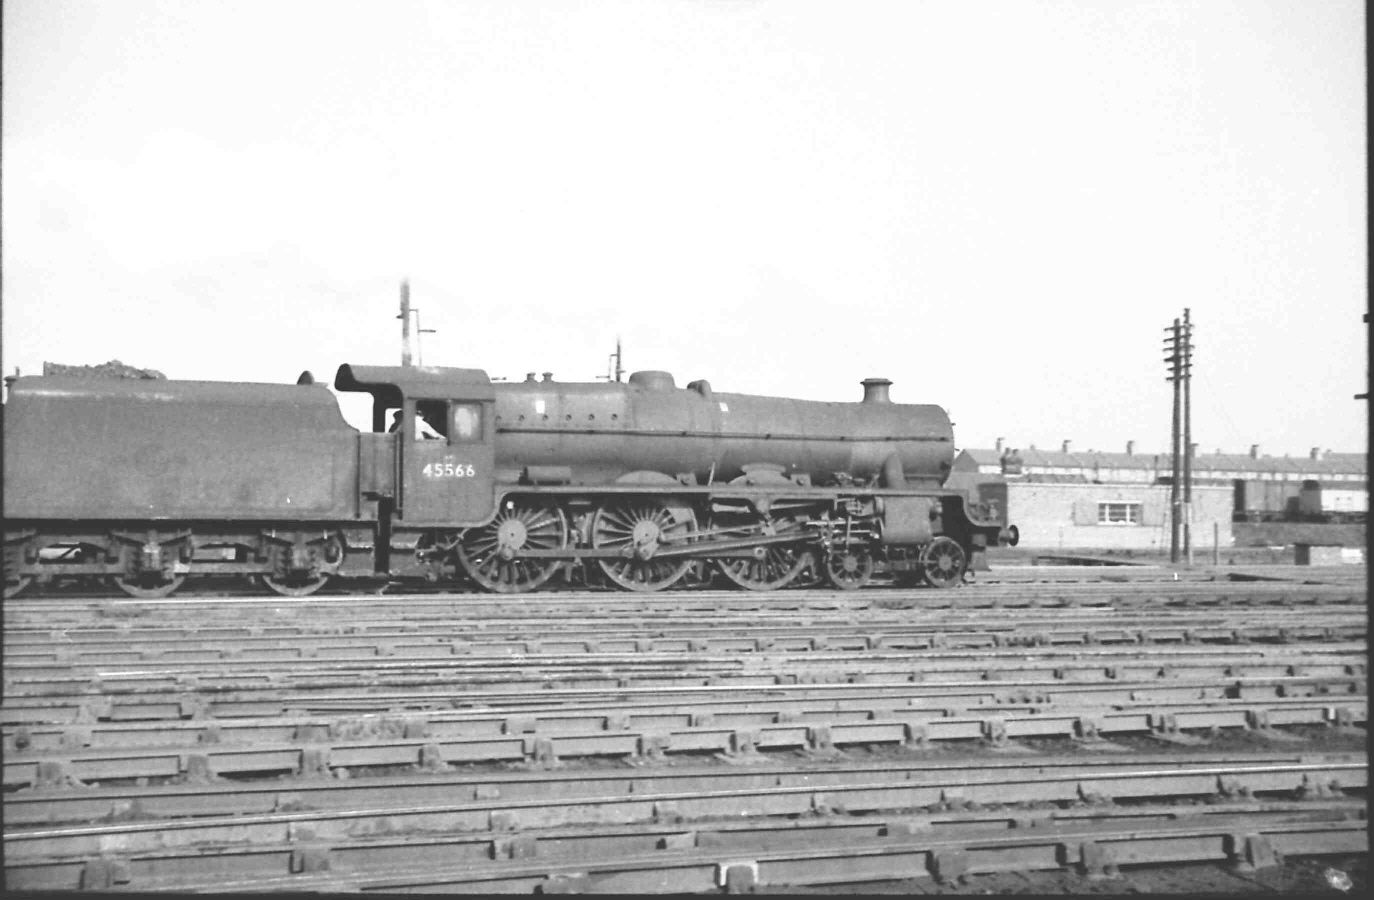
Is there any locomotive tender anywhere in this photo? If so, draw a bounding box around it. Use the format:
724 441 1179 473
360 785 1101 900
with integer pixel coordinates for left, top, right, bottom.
3 364 1016 598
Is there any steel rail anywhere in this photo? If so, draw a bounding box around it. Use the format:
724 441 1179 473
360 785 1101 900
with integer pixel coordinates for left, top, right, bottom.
4 611 1363 663
2 645 1363 720
165 813 1367 894
3 695 1365 788
3 580 1361 616
13 598 1357 630
4 766 1364 890
6 757 1364 856
4 749 1361 827
3 645 1363 726
5 602 1364 649
4 668 1365 753
3 630 1363 685
11 805 1365 886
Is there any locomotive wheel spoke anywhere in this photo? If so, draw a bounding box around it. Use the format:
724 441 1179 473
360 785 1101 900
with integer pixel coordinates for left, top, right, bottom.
591 498 696 592
823 546 874 590
455 501 568 593
919 536 967 589
711 511 808 592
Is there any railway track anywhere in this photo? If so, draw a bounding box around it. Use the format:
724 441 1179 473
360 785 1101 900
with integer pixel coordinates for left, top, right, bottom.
4 574 1364 616
5 752 1365 892
4 578 1365 892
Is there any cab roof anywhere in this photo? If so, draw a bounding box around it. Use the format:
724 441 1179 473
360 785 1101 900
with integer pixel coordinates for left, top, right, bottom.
334 364 494 405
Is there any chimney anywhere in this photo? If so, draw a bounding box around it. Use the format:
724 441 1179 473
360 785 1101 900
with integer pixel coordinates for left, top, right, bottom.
995 437 1004 453
525 372 538 383
1188 442 1197 458
1126 440 1135 456
860 378 892 404
1310 447 1321 460
1061 440 1071 454
542 372 554 383
1249 444 1260 459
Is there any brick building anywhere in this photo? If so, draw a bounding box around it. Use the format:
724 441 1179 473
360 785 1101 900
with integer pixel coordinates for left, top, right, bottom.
951 441 1366 551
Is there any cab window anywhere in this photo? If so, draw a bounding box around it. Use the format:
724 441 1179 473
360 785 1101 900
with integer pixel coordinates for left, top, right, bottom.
451 402 483 441
414 400 449 441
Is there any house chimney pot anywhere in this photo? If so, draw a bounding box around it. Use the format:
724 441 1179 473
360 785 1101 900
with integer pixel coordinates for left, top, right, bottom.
1126 440 1135 456
995 437 1004 453
1061 440 1071 454
1310 447 1321 460
1250 444 1260 459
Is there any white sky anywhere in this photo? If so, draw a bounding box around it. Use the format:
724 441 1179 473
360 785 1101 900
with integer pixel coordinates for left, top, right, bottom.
2 0 1366 456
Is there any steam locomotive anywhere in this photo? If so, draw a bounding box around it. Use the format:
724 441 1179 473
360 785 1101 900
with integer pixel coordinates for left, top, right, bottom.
2 363 1016 598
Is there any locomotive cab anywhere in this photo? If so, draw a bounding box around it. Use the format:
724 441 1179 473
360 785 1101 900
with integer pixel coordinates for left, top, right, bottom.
334 364 498 527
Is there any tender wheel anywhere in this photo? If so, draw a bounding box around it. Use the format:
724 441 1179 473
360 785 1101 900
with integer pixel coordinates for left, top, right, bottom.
260 535 344 597
712 512 808 591
260 572 327 597
456 501 568 593
591 498 696 592
416 530 463 584
114 537 188 599
4 574 33 599
116 572 186 599
4 538 32 598
824 547 874 590
920 536 967 589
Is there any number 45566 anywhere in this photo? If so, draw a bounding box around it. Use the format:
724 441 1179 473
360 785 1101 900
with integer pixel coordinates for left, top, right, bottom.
423 462 476 478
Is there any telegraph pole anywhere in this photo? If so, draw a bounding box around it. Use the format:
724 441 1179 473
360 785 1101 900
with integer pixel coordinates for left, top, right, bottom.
1164 317 1183 563
397 280 438 366
399 280 412 367
1182 308 1194 564
412 309 437 366
599 338 624 383
1163 310 1195 565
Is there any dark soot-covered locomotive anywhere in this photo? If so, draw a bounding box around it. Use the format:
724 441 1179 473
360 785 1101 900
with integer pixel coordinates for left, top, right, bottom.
3 364 1016 598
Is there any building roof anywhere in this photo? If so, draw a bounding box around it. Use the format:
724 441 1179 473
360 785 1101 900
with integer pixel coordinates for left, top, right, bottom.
956 447 1365 476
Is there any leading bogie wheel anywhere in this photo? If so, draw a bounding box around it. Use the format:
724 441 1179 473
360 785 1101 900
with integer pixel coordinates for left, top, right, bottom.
920 536 967 588
591 498 696 592
456 501 569 593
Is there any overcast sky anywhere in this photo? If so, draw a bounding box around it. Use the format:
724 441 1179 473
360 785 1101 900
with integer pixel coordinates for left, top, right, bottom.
3 0 1365 456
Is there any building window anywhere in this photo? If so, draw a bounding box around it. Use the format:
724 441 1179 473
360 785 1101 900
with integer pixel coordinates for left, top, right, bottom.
1098 502 1141 525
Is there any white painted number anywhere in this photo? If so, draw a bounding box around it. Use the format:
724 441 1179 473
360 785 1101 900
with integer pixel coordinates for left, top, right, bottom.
422 462 477 478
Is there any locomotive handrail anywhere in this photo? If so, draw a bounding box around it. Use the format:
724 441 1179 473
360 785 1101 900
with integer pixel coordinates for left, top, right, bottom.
497 426 952 443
